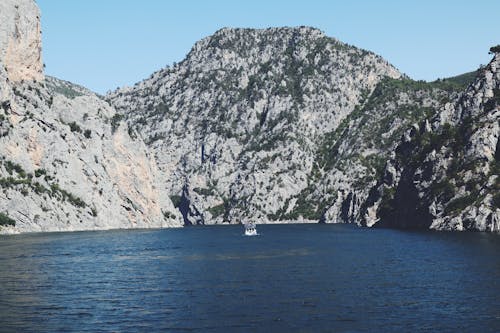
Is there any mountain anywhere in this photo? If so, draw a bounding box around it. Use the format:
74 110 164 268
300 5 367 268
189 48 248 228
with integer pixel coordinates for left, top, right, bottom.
108 26 402 225
1 0 494 233
361 53 500 231
0 0 182 233
108 27 469 227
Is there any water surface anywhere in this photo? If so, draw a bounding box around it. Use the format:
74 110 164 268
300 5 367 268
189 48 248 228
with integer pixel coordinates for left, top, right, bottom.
0 224 499 332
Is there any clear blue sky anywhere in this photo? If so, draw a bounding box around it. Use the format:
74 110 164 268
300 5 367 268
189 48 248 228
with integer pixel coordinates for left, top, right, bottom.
37 0 499 94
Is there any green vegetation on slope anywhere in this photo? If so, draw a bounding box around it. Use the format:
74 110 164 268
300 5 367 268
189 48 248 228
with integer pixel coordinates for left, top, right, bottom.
0 157 88 209
284 75 469 222
0 212 15 226
437 71 478 90
380 110 500 219
317 76 465 172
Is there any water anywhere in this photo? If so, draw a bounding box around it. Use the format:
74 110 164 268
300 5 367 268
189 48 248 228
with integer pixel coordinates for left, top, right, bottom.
0 224 499 332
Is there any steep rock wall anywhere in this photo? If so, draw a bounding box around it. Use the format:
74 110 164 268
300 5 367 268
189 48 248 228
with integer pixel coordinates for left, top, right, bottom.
0 0 43 82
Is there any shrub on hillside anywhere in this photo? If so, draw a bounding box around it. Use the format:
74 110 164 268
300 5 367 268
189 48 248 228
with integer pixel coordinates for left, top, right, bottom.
0 212 15 226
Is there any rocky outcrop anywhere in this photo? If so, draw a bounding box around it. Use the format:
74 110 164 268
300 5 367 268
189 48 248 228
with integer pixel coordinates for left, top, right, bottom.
361 54 500 231
0 75 183 233
0 1 182 233
0 0 43 82
310 77 464 226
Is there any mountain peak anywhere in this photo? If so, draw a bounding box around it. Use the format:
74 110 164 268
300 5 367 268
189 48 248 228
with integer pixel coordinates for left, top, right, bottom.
212 26 326 37
188 26 338 56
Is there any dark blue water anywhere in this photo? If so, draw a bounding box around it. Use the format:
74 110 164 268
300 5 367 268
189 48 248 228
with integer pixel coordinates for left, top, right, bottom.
0 224 499 332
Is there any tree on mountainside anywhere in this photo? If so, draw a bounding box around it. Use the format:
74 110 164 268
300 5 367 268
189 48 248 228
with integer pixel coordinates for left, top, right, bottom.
489 45 500 54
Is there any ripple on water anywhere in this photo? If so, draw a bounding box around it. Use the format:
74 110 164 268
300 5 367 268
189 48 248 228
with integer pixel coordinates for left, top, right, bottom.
0 224 499 332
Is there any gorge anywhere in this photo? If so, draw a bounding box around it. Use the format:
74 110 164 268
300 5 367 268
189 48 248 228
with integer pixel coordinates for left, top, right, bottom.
0 0 498 233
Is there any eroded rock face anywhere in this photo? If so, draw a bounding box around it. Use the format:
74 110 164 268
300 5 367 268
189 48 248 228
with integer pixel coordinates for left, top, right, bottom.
0 0 182 233
0 76 183 233
0 0 43 82
362 54 500 232
109 27 482 230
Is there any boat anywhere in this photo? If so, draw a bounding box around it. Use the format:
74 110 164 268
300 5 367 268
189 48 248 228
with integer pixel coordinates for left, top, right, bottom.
244 222 258 236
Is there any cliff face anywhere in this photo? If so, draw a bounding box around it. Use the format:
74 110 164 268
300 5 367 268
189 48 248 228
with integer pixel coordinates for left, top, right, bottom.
0 0 43 82
362 54 500 231
0 76 183 233
109 27 406 225
0 1 182 233
307 77 464 225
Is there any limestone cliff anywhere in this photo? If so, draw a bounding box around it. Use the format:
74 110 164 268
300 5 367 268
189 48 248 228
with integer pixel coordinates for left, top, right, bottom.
109 27 478 230
361 53 500 231
0 74 183 233
0 0 43 82
0 1 182 233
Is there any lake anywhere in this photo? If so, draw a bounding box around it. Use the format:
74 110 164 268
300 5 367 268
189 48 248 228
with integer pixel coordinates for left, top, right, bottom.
0 224 499 332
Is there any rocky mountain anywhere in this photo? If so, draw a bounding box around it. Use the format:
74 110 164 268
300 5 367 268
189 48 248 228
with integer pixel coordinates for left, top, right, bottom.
304 76 467 225
109 27 472 228
361 53 500 231
109 27 401 225
1 0 495 233
0 0 182 233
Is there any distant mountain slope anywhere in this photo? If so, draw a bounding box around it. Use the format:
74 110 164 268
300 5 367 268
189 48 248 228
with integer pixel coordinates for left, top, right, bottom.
439 70 479 90
45 76 96 99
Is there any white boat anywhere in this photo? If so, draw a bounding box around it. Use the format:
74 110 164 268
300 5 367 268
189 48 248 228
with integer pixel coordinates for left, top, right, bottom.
244 222 258 236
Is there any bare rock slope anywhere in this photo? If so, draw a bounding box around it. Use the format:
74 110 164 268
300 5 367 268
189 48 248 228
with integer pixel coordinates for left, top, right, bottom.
0 1 182 233
362 54 500 231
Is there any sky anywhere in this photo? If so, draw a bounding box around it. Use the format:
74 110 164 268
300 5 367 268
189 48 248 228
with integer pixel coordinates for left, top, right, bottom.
37 0 499 94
